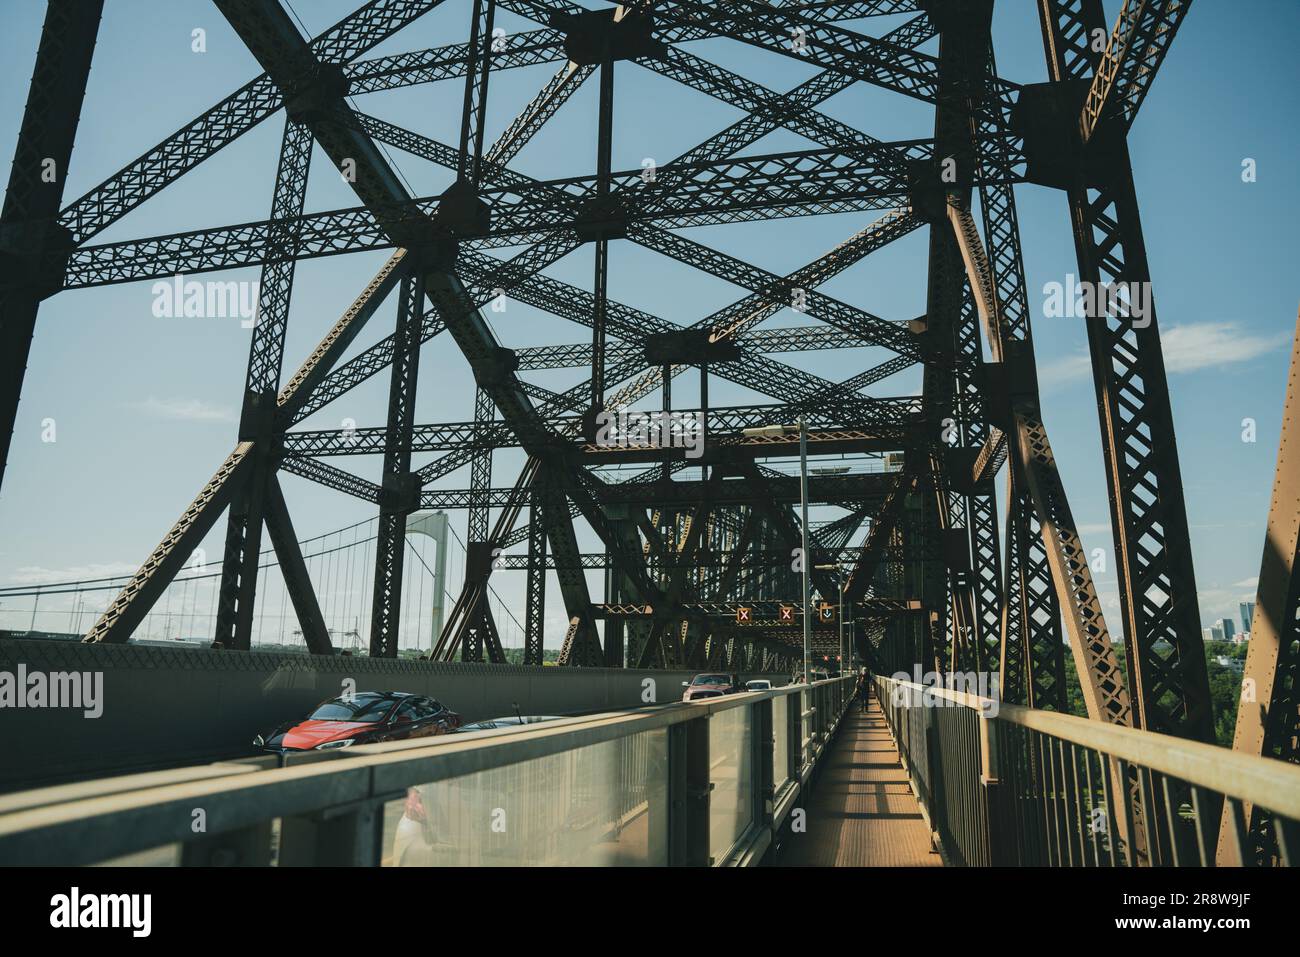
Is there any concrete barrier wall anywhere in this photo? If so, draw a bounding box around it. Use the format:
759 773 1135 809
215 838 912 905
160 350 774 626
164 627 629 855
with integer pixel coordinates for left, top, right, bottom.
0 639 765 792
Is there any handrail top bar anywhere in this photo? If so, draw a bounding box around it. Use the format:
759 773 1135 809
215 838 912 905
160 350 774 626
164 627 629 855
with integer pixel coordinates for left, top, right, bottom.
0 761 266 817
879 676 1300 820
882 675 993 712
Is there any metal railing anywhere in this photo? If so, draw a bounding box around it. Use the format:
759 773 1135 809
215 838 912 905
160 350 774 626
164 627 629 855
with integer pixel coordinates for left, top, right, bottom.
874 674 1300 866
0 676 856 867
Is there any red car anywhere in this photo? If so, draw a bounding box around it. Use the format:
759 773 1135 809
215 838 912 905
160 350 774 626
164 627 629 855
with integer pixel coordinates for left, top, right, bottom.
681 673 742 702
254 691 461 753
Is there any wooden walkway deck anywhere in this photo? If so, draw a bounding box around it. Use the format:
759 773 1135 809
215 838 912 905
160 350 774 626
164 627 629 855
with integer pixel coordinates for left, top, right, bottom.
773 693 942 867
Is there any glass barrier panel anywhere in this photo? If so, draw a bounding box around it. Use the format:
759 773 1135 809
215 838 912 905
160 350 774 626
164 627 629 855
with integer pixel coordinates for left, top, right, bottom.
801 688 813 768
773 694 790 793
708 704 755 861
381 728 670 866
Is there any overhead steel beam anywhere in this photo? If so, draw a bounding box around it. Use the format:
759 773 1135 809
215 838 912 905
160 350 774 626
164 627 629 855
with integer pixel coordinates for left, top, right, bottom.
58 0 449 245
1080 0 1193 146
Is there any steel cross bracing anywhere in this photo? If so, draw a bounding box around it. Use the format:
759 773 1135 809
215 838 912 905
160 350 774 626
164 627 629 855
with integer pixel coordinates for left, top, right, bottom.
0 0 1230 734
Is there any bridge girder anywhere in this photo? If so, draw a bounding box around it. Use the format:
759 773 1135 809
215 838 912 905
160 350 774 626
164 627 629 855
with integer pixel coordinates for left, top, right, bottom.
0 0 1226 745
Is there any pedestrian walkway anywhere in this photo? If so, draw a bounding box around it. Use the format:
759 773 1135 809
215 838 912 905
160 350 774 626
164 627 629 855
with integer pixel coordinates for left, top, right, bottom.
774 692 942 866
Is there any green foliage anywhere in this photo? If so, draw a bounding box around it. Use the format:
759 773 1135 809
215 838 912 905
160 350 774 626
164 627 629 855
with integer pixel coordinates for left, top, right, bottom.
500 647 560 665
395 647 559 665
1059 638 1242 746
1207 664 1241 747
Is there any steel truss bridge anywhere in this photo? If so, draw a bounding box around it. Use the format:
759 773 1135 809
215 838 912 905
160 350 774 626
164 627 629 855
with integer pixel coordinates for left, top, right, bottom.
2 0 1298 866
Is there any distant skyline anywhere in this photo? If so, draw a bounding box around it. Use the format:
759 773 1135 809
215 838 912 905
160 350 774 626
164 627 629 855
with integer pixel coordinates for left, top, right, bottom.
1 1 1298 649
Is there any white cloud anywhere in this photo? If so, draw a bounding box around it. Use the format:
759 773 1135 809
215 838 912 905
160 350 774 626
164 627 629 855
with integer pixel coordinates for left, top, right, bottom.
1036 322 1281 393
1037 353 1093 391
130 395 235 423
8 561 140 586
1159 322 1284 373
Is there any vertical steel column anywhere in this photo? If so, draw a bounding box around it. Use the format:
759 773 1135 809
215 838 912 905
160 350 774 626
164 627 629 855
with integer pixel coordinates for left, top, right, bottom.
1217 308 1300 865
997 465 1027 705
0 0 103 497
458 0 495 187
1009 465 1068 711
1037 0 1213 742
369 272 425 657
523 485 548 665
916 0 994 675
214 118 313 650
970 31 1070 700
463 388 495 663
799 421 811 684
468 388 494 545
590 49 615 426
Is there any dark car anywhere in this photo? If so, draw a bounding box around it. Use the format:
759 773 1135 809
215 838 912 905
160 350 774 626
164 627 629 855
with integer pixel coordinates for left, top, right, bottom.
792 668 831 685
254 691 462 753
455 715 563 733
681 673 742 701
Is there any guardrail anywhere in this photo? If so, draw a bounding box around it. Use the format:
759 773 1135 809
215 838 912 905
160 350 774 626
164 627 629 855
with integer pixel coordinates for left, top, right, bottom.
874 674 1300 867
0 676 856 866
0 637 780 792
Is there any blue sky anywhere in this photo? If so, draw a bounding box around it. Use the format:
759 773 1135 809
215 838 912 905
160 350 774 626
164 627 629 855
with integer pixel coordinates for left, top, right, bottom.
1 0 1298 649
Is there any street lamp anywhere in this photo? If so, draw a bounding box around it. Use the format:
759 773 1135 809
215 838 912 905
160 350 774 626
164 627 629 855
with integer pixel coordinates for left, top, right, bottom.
742 418 809 684
815 562 846 677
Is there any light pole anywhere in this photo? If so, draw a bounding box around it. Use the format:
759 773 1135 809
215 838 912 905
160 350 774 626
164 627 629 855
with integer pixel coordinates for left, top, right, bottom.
854 617 870 675
742 418 809 684
815 562 845 676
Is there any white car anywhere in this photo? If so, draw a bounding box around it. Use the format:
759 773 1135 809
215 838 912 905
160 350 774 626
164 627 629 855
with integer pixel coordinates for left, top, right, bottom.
745 679 773 692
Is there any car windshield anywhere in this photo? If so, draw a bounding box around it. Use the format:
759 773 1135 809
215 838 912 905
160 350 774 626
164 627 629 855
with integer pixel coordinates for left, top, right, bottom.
691 674 729 686
748 681 770 689
309 695 395 723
